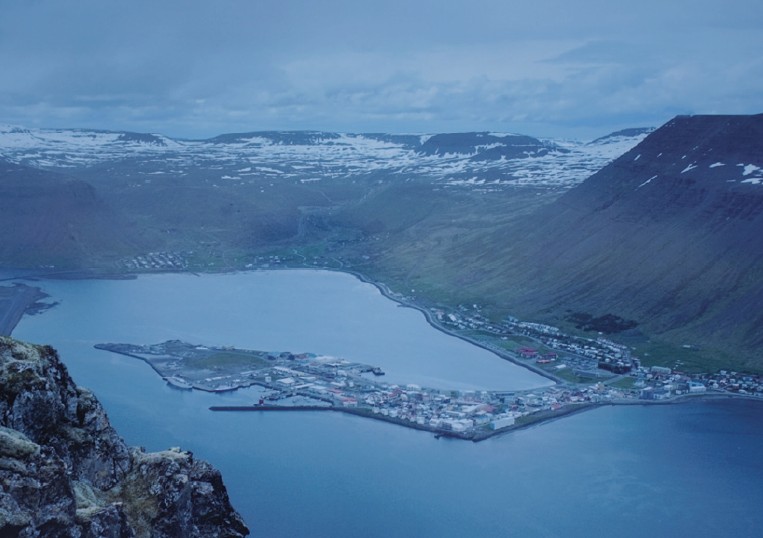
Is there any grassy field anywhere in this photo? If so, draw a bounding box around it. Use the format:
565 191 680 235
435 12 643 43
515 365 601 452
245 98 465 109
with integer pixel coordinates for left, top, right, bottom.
633 340 747 374
608 377 638 390
183 351 273 370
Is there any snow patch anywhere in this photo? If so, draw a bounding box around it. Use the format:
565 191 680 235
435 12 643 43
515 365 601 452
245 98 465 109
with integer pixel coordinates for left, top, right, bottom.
681 163 697 174
0 124 649 191
741 177 762 185
709 162 725 168
447 177 486 186
739 163 761 176
633 154 641 161
636 175 658 189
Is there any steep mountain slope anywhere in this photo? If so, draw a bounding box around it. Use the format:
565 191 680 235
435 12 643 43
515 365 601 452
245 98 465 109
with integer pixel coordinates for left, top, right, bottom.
476 115 763 365
0 336 249 536
330 115 762 369
0 158 143 269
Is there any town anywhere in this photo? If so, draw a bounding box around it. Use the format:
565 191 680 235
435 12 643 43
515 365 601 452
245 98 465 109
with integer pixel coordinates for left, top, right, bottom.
96 330 763 441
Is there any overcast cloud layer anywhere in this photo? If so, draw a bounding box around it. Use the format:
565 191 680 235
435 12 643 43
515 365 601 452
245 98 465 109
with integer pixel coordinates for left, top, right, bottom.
1 0 761 139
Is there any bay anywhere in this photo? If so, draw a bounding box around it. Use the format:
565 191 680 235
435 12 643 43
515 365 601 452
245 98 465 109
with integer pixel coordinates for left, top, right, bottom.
12 270 763 537
15 270 548 391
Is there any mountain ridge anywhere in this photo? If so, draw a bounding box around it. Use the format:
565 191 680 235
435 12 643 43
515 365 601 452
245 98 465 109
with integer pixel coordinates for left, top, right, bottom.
0 124 649 190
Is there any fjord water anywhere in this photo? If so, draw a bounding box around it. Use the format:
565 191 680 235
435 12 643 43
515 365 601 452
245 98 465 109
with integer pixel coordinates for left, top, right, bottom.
13 270 763 537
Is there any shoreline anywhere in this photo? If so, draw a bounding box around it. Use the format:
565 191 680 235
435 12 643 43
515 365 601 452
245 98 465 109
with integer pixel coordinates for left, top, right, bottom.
208 392 763 442
6 266 763 441
335 267 563 385
92 344 266 394
3 265 560 386
0 283 53 336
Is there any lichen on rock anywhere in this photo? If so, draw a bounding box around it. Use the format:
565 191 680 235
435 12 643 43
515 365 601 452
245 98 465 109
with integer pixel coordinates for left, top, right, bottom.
0 336 249 537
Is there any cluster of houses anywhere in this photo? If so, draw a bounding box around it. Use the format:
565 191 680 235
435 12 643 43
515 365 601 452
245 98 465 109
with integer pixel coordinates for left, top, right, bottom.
105 275 763 439
428 304 763 406
636 366 763 400
133 338 763 436
256 355 760 438
110 335 763 440
120 251 187 271
434 306 634 370
217 307 763 437
249 357 640 438
261 364 525 436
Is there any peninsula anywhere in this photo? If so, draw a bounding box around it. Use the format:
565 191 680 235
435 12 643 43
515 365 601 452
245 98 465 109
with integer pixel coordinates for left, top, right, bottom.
95 339 763 441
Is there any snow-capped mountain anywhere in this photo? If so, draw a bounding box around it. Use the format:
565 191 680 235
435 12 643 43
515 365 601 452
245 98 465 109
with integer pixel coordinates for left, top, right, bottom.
0 125 650 190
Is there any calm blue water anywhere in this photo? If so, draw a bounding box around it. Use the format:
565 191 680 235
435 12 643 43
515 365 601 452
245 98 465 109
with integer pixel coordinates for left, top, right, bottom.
13 271 763 537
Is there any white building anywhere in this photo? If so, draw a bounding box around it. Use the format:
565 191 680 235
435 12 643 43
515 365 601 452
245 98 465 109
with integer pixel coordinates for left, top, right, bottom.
490 415 516 430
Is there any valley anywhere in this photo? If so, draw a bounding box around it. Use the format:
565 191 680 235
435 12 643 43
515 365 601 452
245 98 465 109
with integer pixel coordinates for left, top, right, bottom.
1 116 762 373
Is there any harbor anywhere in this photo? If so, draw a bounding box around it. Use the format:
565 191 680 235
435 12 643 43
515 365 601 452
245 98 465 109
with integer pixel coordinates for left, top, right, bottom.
11 270 763 537
96 339 763 441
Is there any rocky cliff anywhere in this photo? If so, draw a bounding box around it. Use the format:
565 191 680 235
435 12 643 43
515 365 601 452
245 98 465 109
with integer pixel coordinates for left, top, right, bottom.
0 336 249 537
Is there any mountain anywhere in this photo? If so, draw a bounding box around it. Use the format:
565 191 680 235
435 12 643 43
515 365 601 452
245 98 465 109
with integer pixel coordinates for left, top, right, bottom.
0 336 249 536
0 123 649 273
321 115 763 370
417 132 564 160
0 124 649 191
463 114 763 368
588 127 654 145
0 158 145 269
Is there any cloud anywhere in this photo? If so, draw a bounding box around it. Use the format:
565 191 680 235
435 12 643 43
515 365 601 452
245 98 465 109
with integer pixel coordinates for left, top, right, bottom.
1 0 762 138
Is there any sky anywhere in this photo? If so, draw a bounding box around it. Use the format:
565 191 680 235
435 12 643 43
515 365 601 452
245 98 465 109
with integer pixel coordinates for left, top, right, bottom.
1 0 762 140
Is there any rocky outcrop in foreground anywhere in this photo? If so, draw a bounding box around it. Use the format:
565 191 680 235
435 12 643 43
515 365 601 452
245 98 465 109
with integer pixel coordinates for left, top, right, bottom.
0 336 249 537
